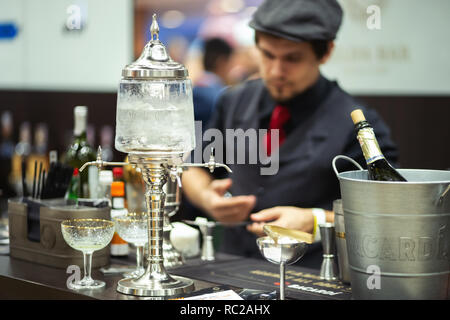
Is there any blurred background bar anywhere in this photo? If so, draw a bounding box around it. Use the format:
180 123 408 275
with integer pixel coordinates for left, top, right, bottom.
0 0 449 216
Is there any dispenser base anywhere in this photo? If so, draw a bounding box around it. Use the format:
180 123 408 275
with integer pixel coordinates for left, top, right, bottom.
117 275 194 297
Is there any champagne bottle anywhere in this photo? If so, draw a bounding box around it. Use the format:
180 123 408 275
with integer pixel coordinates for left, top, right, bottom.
351 109 407 182
64 106 96 198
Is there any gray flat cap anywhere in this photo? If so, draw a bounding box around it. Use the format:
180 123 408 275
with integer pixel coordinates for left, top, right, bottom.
249 0 343 42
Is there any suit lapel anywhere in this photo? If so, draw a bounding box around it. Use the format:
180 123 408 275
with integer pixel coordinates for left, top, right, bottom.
233 80 265 129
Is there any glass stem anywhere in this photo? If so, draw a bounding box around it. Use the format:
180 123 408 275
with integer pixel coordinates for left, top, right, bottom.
83 251 94 284
136 245 144 271
280 262 286 300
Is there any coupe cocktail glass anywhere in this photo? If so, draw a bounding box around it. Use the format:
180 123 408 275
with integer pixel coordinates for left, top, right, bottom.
61 219 115 290
257 236 308 300
113 212 148 278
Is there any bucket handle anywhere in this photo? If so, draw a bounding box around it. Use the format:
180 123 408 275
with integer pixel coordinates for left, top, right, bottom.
332 156 450 204
332 155 364 178
438 184 450 205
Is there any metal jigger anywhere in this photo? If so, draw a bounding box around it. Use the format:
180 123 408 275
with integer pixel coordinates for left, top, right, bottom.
319 223 338 281
257 236 308 300
198 219 216 261
181 218 216 261
162 177 184 268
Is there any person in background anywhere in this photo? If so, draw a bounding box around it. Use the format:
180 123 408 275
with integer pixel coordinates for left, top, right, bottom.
192 37 234 126
181 0 399 268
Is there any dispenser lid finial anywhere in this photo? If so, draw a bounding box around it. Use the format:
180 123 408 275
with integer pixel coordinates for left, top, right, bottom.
121 13 188 79
150 14 159 41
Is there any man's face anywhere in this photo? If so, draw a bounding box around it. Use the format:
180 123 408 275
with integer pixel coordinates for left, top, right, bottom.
256 33 329 102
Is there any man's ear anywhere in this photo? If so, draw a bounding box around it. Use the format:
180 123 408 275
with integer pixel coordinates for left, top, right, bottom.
319 41 335 64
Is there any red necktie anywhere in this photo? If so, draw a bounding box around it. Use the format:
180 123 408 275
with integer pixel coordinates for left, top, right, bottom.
264 105 291 156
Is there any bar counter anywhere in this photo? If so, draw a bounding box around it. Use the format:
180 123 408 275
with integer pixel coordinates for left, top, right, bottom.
0 248 352 300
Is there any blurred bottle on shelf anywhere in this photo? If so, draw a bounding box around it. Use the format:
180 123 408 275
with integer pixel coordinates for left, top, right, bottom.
87 124 96 149
113 166 128 210
28 123 49 189
33 123 48 156
113 167 124 182
63 106 96 198
0 111 16 216
100 125 114 162
10 122 32 196
123 157 145 213
110 181 129 257
66 168 80 201
88 165 99 199
14 122 32 157
0 111 14 162
97 170 113 204
49 150 58 165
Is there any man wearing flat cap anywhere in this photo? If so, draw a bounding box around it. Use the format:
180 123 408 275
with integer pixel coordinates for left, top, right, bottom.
182 0 398 268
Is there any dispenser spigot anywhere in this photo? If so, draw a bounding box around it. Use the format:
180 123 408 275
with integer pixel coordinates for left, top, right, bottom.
179 148 232 173
168 166 183 188
79 146 129 172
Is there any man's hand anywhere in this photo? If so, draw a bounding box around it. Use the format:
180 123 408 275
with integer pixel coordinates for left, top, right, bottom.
200 178 257 223
246 206 314 237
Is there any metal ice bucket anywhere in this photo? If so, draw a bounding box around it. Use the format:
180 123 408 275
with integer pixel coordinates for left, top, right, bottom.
332 155 450 300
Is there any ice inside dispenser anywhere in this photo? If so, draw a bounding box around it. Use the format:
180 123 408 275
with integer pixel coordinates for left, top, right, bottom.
115 79 195 156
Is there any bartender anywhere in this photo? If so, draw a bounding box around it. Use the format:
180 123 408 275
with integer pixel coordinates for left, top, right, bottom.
182 0 398 268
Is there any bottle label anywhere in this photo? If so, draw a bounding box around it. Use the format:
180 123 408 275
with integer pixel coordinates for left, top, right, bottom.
112 197 125 210
74 111 87 136
356 128 385 164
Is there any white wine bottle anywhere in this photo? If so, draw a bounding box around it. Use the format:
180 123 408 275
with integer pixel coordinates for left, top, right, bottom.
351 109 407 182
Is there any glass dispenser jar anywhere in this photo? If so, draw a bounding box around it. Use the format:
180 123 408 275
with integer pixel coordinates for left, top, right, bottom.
115 15 195 157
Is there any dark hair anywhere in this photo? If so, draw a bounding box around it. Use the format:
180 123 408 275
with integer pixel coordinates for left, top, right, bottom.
202 38 233 72
254 31 330 60
308 40 330 60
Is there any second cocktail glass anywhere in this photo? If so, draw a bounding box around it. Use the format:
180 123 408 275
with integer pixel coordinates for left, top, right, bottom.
113 212 148 278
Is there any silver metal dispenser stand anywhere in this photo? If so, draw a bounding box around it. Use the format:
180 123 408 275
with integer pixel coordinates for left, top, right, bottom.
117 154 191 296
80 148 231 296
162 175 184 268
